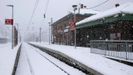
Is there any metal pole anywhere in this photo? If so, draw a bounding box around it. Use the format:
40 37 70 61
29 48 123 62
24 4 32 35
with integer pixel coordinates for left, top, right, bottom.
9 5 14 49
7 5 14 49
51 18 53 44
74 8 77 48
12 21 13 49
49 22 50 45
40 27 42 43
126 42 128 60
72 5 77 48
75 24 77 48
12 6 14 49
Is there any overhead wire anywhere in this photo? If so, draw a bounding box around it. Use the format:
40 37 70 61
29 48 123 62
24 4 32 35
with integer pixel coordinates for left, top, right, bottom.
29 0 50 24
78 0 110 9
88 0 110 9
28 0 108 25
29 0 40 25
43 0 50 18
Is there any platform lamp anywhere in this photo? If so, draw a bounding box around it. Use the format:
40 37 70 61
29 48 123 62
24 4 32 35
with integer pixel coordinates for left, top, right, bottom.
72 5 77 48
6 5 14 49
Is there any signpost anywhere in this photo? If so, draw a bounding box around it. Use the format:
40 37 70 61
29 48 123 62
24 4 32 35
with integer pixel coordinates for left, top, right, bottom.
69 20 76 31
5 19 13 25
6 5 14 49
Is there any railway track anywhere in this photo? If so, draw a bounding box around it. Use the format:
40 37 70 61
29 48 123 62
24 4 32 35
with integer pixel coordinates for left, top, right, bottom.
13 43 87 75
29 43 102 75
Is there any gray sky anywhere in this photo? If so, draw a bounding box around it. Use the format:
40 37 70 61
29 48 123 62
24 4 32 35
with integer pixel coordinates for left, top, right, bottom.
0 0 133 27
0 0 133 41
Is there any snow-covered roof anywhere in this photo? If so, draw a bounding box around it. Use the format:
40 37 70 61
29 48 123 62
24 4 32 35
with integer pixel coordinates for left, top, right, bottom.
52 9 99 26
77 2 133 26
76 8 99 15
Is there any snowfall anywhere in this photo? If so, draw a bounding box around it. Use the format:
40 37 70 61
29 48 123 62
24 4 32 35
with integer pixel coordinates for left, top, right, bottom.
0 42 133 75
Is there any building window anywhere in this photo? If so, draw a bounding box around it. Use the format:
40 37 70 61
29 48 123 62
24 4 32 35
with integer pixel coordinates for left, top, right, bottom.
110 33 121 40
110 33 116 40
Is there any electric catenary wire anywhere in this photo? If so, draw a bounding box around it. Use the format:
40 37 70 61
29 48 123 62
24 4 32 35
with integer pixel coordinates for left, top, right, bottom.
88 0 110 9
29 0 40 25
43 0 50 18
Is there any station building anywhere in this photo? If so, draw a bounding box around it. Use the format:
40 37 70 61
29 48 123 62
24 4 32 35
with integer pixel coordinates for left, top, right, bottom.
52 8 99 45
76 3 133 47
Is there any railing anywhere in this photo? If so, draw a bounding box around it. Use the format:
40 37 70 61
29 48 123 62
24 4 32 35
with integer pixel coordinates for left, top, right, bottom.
90 40 133 61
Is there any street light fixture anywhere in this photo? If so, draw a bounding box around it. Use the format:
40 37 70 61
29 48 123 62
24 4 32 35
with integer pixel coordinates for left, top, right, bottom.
72 4 77 48
6 4 14 49
72 5 77 11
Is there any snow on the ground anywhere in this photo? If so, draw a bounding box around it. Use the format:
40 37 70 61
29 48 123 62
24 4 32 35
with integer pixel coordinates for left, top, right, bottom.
0 43 18 75
16 43 85 75
33 44 85 75
32 42 133 75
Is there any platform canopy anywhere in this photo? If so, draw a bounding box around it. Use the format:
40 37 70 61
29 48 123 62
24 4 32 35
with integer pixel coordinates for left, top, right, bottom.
76 2 133 29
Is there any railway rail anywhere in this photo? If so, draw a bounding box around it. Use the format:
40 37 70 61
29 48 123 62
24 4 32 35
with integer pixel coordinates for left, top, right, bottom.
29 43 102 75
12 43 89 75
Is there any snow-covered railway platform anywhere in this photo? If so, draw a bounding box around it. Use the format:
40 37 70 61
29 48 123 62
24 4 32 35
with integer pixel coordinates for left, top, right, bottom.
1 42 133 75
0 43 20 75
30 42 133 75
15 43 85 75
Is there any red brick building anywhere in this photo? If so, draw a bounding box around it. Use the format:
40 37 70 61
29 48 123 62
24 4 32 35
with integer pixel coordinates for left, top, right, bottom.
52 9 98 45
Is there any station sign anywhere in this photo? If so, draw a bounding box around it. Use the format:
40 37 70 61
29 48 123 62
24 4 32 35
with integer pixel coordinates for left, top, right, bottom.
5 19 13 25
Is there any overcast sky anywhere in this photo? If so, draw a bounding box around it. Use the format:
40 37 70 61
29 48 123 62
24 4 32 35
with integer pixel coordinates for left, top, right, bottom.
0 0 133 41
0 0 133 27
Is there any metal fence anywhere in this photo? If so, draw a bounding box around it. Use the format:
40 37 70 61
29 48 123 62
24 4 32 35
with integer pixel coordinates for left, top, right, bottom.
90 40 133 61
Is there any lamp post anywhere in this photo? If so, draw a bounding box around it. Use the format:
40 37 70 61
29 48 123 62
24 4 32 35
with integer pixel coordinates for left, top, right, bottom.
7 5 14 49
48 18 53 45
72 5 77 48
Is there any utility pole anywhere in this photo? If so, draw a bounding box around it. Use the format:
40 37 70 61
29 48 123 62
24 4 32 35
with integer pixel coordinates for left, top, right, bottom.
48 18 53 45
50 18 53 44
7 5 14 49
